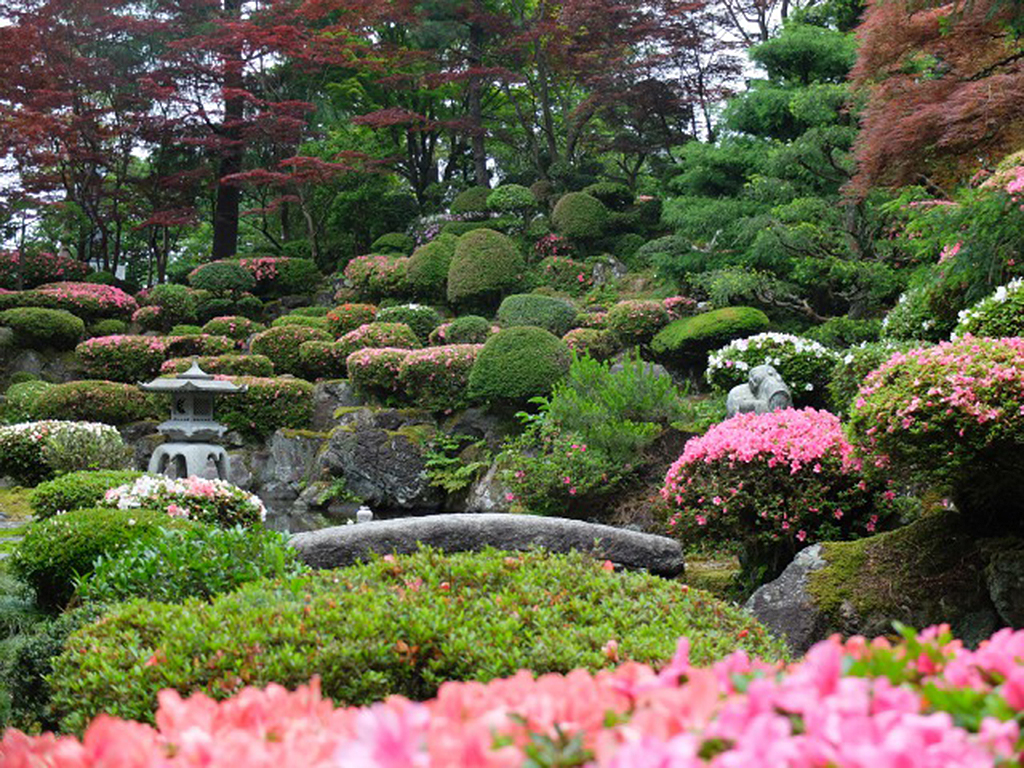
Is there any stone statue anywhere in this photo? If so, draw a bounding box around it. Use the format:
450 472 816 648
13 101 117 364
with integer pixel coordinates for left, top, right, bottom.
725 364 792 418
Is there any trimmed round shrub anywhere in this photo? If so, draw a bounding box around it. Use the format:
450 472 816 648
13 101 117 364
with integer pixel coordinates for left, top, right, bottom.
804 316 882 348
33 282 137 320
605 299 671 346
574 310 608 329
346 347 412 400
0 380 52 423
131 305 162 331
162 333 234 358
234 293 264 321
446 229 526 311
406 233 458 300
953 277 1024 339
325 303 377 337
0 307 84 349
30 469 144 520
87 318 128 337
168 324 203 335
583 181 633 210
562 328 620 360
194 296 237 323
187 261 256 295
48 547 786 730
534 256 592 295
468 326 570 404
202 315 264 341
551 192 608 239
32 380 160 426
663 408 896 582
240 256 322 298
76 525 309 606
10 507 186 610
160 354 274 377
0 250 89 289
826 340 916 414
370 232 416 255
428 314 492 345
215 376 314 441
343 255 410 300
650 307 771 368
289 306 331 317
705 332 840 406
102 474 266 529
141 284 199 328
497 293 578 336
76 335 167 382
398 344 483 411
848 336 1024 529
250 325 332 376
486 184 536 215
336 322 421 358
0 420 132 484
298 341 349 380
375 303 443 343
271 314 329 330
450 185 492 216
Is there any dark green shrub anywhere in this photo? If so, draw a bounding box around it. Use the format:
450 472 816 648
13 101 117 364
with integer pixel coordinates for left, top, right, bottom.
497 293 578 336
468 326 570 404
375 304 443 343
533 256 593 295
30 469 144 519
1 380 52 423
250 325 332 376
486 184 536 215
168 324 203 335
77 525 309 606
583 182 633 211
234 293 264 321
370 232 416 255
142 284 199 328
76 335 167 382
271 314 329 330
298 341 349 380
195 296 237 323
406 233 458 300
289 305 331 317
49 547 786 730
530 179 555 206
87 318 128 337
10 507 187 610
201 315 264 341
217 376 314 441
32 380 160 425
160 354 274 377
804 316 882 348
440 218 520 237
188 261 256 295
635 235 690 271
605 299 671 346
325 303 377 337
82 270 116 285
613 233 646 264
446 229 526 311
428 315 492 345
562 328 620 360
242 257 322 298
0 307 84 350
450 186 492 216
551 192 609 239
651 307 771 368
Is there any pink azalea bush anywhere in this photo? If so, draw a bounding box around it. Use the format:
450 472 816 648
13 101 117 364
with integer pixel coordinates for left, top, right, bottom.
663 408 895 579
213 376 314 441
325 302 377 337
663 294 699 320
606 299 671 346
574 310 608 329
398 344 483 411
848 335 1024 525
0 249 89 289
202 315 265 341
561 328 620 360
346 347 413 400
161 354 274 377
535 255 592 295
163 333 235 358
343 255 410 300
35 282 137 319
250 324 332 377
76 335 168 382
238 256 321 298
336 322 421 358
103 474 266 528
9 623 1024 767
298 341 350 380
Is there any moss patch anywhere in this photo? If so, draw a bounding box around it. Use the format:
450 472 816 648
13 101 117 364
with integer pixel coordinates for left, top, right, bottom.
0 488 33 521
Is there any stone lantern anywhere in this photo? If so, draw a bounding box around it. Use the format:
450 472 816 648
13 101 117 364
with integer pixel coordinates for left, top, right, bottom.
140 359 246 479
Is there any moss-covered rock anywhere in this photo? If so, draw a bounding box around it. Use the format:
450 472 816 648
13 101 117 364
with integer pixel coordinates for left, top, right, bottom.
650 306 770 369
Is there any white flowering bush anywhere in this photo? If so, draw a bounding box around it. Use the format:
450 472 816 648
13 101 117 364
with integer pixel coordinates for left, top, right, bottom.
881 286 947 342
102 474 266 528
825 340 916 414
705 332 839 405
0 420 131 486
952 277 1024 340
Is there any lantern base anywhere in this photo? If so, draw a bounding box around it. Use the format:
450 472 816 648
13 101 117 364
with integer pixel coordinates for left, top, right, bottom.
149 443 230 481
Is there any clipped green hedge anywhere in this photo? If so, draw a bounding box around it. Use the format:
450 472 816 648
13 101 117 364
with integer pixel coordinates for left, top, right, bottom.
650 306 770 368
216 376 314 441
446 229 525 312
0 307 84 350
250 325 332 376
30 469 144 520
406 234 458 300
370 232 416 255
49 547 787 731
468 326 570 404
188 261 256 295
497 294 578 337
31 380 161 425
551 192 608 239
375 304 443 343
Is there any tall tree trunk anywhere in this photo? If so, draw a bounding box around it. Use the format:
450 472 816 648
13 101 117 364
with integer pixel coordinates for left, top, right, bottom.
468 12 489 187
211 0 244 261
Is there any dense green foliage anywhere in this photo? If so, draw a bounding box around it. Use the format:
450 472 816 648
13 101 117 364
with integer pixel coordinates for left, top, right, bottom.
551 192 609 239
31 380 160 425
497 294 578 336
0 308 84 350
250 325 333 377
446 229 525 311
375 304 443 342
216 377 314 441
467 326 570 404
30 469 144 519
406 234 458 300
651 307 771 368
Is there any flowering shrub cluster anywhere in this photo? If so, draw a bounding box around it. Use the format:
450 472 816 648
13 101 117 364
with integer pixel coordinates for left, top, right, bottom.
214 376 314 442
953 277 1024 339
534 233 575 260
161 354 274 377
574 310 607 329
535 255 592 294
848 336 1024 524
561 328 620 360
35 282 138 320
343 255 410 299
137 284 200 329
17 617 1024 767
881 285 946 342
324 303 377 337
163 333 235 358
31 380 160 427
428 315 493 345
706 332 839 405
250 325 332 377
202 315 264 341
605 299 670 345
76 334 167 382
132 305 163 330
825 339 915 414
187 260 256 295
663 294 700 319
103 474 266 528
239 257 321 297
663 408 894 579
398 344 483 411
346 347 412 400
336 322 421 358
0 420 131 485
0 249 89 289
298 341 349 380
376 303 442 342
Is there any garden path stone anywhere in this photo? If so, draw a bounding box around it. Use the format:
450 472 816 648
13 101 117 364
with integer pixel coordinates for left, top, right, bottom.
290 513 685 576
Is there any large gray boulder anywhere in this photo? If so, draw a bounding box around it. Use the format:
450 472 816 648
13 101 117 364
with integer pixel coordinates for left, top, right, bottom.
290 513 685 576
744 544 829 655
311 380 365 431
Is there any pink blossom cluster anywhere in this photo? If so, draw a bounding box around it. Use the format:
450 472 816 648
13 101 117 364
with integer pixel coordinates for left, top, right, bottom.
326 303 377 336
534 233 574 259
132 305 162 325
343 255 409 298
574 311 607 329
203 316 263 341
398 344 483 409
239 256 283 283
346 347 413 395
938 241 963 264
536 255 591 293
663 295 699 319
337 322 421 356
0 250 89 289
77 334 167 354
36 282 138 318
8 626 1024 767
103 473 266 526
606 299 670 343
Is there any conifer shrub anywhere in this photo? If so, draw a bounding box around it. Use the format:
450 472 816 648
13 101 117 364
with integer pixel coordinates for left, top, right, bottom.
325 303 377 337
446 229 525 311
428 315 492 345
375 304 443 343
30 469 144 520
187 261 256 295
369 232 416 255
398 344 483 411
605 299 671 346
48 547 785 730
346 347 412 401
0 307 84 349
215 376 314 441
468 326 570 404
31 380 160 426
650 307 771 368
76 335 167 382
406 233 458 300
160 354 274 377
551 192 609 239
583 181 633 210
497 293 578 336
250 325 332 376
201 315 264 341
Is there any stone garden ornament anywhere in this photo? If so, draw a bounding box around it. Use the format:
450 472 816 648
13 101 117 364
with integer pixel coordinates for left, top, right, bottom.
725 363 793 418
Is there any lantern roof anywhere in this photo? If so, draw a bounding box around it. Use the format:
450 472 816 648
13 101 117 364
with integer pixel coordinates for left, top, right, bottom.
139 359 247 394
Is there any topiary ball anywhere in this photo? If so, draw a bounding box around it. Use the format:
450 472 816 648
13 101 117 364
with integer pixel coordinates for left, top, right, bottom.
468 326 570 404
551 192 609 239
429 315 493 345
450 186 493 217
187 261 256 296
0 307 84 350
370 232 416 256
497 293 578 337
446 229 526 312
407 233 459 301
650 306 771 370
